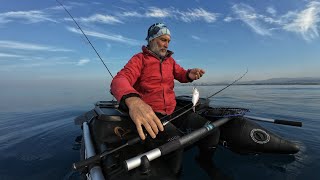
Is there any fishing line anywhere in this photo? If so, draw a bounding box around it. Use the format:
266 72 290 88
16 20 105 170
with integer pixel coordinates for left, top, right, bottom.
207 68 248 99
56 0 114 78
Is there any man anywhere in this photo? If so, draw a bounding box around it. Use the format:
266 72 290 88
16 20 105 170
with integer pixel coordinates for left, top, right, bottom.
111 23 219 174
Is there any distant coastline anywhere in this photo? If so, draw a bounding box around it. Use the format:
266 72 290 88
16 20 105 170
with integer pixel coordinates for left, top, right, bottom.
178 83 320 86
177 77 320 86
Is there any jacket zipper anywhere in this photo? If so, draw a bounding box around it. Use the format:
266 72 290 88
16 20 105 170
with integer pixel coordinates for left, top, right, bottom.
160 61 166 113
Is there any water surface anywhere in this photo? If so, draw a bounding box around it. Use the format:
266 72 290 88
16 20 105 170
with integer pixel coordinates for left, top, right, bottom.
0 85 319 180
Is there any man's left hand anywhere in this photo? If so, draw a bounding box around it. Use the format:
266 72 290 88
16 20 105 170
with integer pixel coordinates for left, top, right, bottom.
189 68 205 80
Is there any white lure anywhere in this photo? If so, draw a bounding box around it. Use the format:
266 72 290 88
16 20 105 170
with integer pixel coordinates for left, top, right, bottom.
192 87 200 112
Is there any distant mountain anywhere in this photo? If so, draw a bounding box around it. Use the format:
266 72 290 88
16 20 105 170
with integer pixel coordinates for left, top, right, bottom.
177 77 320 86
240 77 320 85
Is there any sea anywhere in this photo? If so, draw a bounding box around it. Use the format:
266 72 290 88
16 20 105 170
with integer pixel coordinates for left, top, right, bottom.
0 84 319 180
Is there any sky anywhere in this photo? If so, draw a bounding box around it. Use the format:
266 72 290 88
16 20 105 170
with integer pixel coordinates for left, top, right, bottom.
1 0 320 85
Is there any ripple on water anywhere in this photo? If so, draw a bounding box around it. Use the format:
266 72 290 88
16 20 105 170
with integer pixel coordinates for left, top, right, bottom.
17 152 54 162
0 109 81 151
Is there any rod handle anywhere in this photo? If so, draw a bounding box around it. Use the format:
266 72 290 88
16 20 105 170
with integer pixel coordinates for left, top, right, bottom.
274 119 302 127
127 136 141 145
72 155 100 170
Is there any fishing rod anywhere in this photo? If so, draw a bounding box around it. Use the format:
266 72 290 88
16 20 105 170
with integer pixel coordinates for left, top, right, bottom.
56 0 114 78
125 117 231 171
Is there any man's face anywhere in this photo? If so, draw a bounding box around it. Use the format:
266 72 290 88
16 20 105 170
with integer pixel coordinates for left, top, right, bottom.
149 34 171 58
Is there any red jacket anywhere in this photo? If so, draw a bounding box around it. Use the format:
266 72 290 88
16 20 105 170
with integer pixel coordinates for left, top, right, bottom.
111 46 191 115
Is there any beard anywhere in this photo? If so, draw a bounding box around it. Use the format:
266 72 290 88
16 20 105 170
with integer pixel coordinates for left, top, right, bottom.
149 41 167 59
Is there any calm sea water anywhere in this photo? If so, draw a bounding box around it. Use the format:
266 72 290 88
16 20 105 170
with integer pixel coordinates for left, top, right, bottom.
0 84 319 180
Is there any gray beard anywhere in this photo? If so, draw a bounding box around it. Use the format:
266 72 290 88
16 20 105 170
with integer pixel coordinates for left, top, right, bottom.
148 42 167 60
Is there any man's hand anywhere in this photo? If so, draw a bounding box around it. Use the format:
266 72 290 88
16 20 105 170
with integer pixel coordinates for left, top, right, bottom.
125 97 164 140
189 68 205 80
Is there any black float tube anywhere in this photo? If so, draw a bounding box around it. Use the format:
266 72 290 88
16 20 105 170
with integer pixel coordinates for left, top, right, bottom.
72 105 196 170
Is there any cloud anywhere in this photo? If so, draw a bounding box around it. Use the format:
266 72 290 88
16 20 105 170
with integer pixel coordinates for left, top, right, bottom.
191 35 201 40
190 35 207 42
229 2 320 41
66 14 123 24
67 27 140 45
224 16 234 22
120 7 218 23
47 5 66 11
178 8 218 23
0 56 91 71
283 1 320 41
121 11 144 17
67 1 87 7
0 62 66 71
266 7 277 16
0 63 43 70
77 59 90 66
145 7 171 18
232 4 271 36
0 40 73 52
0 10 57 24
0 53 24 58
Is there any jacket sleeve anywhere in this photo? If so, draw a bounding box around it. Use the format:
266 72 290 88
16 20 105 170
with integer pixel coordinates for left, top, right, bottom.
110 54 143 101
172 59 193 83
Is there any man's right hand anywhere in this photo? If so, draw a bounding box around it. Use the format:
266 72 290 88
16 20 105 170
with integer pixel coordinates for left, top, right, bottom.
125 97 164 140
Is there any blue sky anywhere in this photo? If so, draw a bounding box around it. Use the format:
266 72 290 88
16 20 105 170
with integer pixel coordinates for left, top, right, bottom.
1 0 320 84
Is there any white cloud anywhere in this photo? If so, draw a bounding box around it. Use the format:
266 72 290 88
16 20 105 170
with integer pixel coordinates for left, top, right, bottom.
229 2 320 41
0 56 91 71
119 7 218 23
224 16 234 22
0 53 24 58
67 14 123 24
283 1 320 41
77 59 90 66
191 35 201 40
262 16 282 25
0 10 57 24
0 62 66 71
146 7 171 18
67 2 87 7
266 7 277 16
178 8 218 23
0 40 73 52
92 2 103 5
121 11 144 17
190 35 207 42
232 4 271 36
67 27 140 45
47 5 67 11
